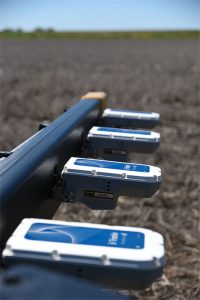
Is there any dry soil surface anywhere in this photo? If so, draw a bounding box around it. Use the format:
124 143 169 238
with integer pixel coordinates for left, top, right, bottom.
1 39 199 300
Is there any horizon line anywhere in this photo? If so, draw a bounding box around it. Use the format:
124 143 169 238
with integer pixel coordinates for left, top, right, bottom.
1 28 199 32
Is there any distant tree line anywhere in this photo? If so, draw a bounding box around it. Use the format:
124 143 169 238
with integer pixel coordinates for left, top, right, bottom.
1 28 55 33
0 28 199 39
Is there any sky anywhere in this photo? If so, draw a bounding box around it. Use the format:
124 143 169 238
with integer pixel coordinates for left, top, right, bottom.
0 0 199 31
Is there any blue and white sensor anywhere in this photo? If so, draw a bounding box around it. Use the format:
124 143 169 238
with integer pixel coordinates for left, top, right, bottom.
87 126 160 160
102 108 160 129
61 157 162 209
3 218 165 289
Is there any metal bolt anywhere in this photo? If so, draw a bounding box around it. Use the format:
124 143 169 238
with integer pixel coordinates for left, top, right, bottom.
153 257 161 267
91 169 96 175
52 250 60 261
101 254 110 265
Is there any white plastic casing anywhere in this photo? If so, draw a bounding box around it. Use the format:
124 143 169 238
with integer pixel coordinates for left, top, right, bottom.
103 108 160 120
3 218 164 264
88 126 160 142
62 157 161 182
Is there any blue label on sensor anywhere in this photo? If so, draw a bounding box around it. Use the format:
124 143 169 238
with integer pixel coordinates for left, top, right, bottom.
74 159 150 173
25 223 145 249
97 127 151 135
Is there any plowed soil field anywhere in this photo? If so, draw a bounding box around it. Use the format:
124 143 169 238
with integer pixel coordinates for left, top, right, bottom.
1 39 199 299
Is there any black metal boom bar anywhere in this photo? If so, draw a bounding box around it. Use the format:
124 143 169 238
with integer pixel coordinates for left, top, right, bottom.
0 98 101 249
